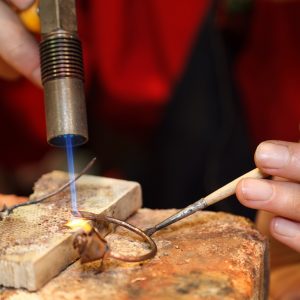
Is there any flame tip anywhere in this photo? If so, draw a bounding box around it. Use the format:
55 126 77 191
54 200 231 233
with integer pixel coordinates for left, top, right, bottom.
66 218 92 233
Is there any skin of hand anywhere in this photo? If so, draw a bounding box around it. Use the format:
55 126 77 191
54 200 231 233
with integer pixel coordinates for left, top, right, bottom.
236 140 300 253
0 0 41 86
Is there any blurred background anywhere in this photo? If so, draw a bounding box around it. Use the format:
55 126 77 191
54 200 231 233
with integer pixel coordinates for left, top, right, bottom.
0 0 299 220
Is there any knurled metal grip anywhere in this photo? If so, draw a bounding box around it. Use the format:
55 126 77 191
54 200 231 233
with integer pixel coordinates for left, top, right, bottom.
40 32 84 84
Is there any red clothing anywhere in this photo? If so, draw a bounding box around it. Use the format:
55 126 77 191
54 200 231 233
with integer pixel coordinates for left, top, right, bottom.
0 0 299 168
82 0 210 132
237 0 300 144
0 1 210 168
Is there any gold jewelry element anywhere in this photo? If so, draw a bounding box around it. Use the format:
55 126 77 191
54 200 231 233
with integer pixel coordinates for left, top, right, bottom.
74 211 157 264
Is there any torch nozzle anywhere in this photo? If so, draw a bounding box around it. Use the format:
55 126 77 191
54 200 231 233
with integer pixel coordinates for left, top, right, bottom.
39 0 88 147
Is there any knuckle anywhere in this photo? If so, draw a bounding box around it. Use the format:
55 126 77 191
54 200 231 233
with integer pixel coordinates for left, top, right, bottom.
290 185 300 216
289 144 300 170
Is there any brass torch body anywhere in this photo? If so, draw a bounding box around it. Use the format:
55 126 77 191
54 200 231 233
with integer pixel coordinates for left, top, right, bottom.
39 0 88 147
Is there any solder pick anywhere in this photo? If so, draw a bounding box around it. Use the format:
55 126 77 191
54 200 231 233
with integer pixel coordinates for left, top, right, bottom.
144 168 266 236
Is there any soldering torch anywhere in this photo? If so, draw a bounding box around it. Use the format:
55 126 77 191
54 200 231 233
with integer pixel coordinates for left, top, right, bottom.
12 0 88 146
16 0 88 214
39 0 88 147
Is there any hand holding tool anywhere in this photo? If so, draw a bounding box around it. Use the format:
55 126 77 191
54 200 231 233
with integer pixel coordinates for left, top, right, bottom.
145 168 266 236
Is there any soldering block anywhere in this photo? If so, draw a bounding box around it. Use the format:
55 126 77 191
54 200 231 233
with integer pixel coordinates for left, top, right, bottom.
2 209 269 299
0 171 142 291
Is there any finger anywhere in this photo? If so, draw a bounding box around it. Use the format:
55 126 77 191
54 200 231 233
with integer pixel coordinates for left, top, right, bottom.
0 56 20 80
6 0 34 10
0 2 41 86
254 141 300 182
236 178 300 221
271 217 300 253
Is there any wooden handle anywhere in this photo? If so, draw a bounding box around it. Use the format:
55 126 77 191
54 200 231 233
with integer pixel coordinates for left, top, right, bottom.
204 168 266 206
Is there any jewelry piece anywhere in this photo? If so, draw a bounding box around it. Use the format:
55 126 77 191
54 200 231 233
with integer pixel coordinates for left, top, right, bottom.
73 211 157 264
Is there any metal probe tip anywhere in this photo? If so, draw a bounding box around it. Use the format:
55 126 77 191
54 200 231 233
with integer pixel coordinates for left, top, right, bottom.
144 168 267 236
144 198 207 236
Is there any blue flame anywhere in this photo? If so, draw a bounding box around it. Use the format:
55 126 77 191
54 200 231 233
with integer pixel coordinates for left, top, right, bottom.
65 135 78 214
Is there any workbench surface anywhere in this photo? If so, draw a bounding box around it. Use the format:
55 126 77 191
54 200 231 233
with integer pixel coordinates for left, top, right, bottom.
1 209 268 300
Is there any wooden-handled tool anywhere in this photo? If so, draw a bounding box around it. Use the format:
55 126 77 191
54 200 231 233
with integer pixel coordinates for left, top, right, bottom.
145 168 266 236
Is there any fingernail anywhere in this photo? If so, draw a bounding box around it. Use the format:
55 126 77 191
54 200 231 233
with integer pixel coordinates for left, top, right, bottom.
241 179 273 201
256 142 289 169
272 218 300 237
12 0 34 10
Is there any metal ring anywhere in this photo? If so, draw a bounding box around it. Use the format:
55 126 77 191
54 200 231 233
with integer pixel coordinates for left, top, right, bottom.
79 211 157 262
